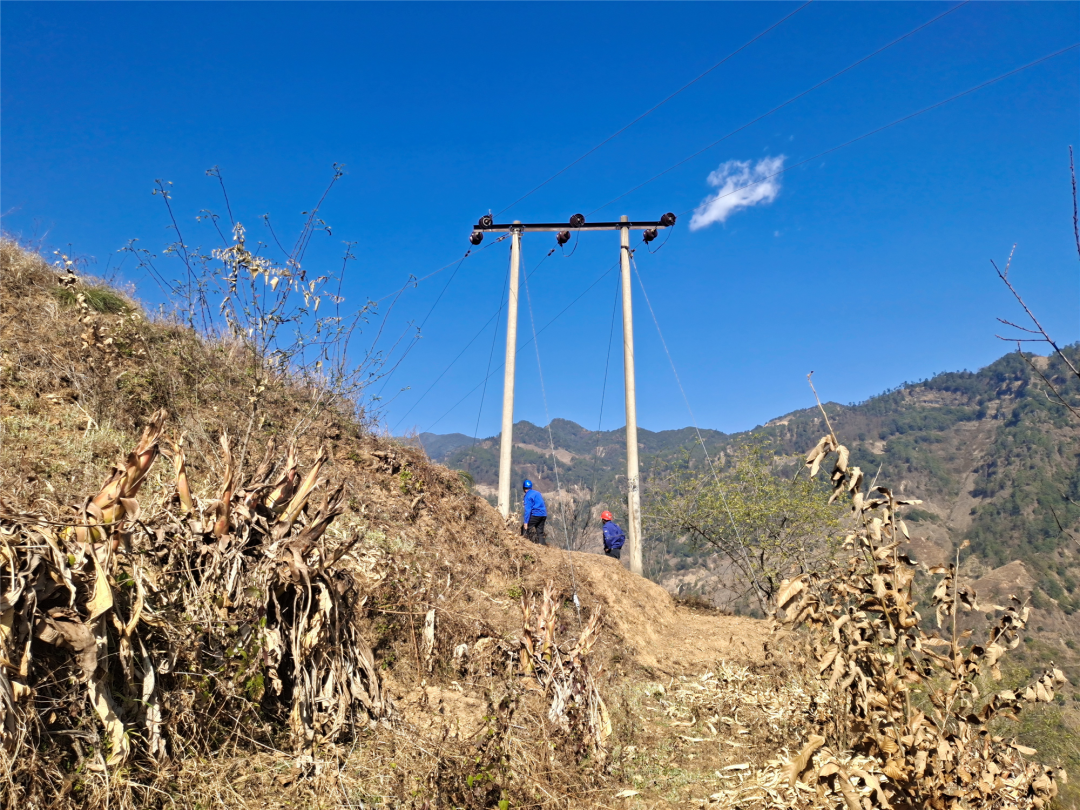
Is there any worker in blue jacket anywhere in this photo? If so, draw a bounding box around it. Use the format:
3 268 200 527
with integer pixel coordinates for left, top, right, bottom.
600 510 626 560
521 479 547 546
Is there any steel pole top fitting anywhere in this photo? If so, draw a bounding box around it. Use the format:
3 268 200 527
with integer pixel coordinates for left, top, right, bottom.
469 212 676 245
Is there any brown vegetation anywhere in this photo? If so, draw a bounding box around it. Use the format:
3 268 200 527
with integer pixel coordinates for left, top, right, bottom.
739 428 1067 808
0 238 1068 809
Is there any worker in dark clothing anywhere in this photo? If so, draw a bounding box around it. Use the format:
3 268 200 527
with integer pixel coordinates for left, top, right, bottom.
600 510 626 560
521 479 547 546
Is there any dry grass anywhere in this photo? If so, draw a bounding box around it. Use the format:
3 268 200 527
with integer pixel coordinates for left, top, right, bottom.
2 238 762 809
716 430 1068 809
4 237 1062 809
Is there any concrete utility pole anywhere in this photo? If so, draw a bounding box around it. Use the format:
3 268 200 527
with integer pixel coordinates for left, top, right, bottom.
618 216 643 576
497 224 522 519
470 212 676 556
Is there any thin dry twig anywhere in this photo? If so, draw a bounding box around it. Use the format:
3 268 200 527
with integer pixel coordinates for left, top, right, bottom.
992 242 1080 418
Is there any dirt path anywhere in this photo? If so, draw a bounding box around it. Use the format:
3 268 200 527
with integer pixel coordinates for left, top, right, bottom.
541 547 771 673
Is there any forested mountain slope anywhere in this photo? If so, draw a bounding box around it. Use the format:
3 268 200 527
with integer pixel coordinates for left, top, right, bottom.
757 351 1080 610
426 349 1080 642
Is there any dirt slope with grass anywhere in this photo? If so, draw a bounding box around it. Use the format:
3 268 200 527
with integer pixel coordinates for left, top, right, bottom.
3 239 1070 810
1 239 788 809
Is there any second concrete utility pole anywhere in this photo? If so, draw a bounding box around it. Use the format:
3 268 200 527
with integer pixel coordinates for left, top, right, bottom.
619 216 643 576
496 224 522 519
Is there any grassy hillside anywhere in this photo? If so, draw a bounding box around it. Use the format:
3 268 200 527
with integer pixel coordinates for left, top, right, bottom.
0 239 793 809
2 237 1072 809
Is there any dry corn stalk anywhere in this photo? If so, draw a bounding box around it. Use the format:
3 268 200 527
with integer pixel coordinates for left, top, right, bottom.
761 431 1066 809
1 418 389 785
71 408 167 548
163 434 194 514
518 583 611 760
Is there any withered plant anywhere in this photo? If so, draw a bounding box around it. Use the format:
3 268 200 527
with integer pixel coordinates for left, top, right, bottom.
123 166 402 460
518 583 611 763
756 409 1067 809
0 409 388 804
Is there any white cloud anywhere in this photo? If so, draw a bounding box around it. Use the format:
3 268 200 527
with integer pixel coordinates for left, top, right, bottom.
689 155 785 231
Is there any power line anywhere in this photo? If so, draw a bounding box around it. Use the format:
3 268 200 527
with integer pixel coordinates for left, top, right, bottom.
521 249 583 624
373 256 466 305
590 0 972 215
391 246 559 432
390 298 505 432
667 43 1079 221
374 249 472 399
468 252 512 460
422 260 621 433
397 30 1079 443
372 234 507 306
493 0 814 218
587 273 622 511
629 251 768 608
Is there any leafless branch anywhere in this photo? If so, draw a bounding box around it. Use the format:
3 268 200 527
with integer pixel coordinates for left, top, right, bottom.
1015 343 1080 420
806 371 837 441
994 317 1042 334
992 249 1080 381
1071 145 1079 261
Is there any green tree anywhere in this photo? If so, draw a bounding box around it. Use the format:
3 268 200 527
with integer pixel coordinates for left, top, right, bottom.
645 440 843 613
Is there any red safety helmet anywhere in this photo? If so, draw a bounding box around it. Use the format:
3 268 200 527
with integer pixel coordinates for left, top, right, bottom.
600 511 613 521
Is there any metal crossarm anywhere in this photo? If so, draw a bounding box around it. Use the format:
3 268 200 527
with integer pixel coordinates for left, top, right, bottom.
473 220 672 233
470 212 675 237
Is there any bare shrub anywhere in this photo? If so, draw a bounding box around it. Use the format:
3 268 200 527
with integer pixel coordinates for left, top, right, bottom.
706 426 1067 808
547 487 600 551
518 583 611 761
120 167 401 453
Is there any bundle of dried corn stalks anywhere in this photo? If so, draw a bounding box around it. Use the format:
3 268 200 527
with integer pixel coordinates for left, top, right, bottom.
704 431 1065 809
519 583 612 762
0 409 389 793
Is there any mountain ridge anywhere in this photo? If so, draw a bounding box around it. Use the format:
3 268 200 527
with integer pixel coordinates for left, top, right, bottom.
415 348 1080 643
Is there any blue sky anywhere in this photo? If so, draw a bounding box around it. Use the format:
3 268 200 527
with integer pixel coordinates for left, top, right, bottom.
3 1 1078 437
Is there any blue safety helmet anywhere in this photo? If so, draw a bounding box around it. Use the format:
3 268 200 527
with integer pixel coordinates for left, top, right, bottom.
522 479 533 490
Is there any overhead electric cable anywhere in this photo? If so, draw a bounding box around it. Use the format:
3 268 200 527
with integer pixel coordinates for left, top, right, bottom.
493 0 814 218
587 274 622 512
390 304 506 432
521 248 583 625
374 250 471 398
643 43 1080 223
391 247 559 432
468 253 512 460
590 0 972 215
423 260 621 433
373 234 507 306
629 252 769 608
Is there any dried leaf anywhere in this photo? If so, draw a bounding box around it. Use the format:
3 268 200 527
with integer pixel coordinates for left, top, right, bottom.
89 677 130 766
85 551 114 621
784 734 825 787
776 577 806 611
